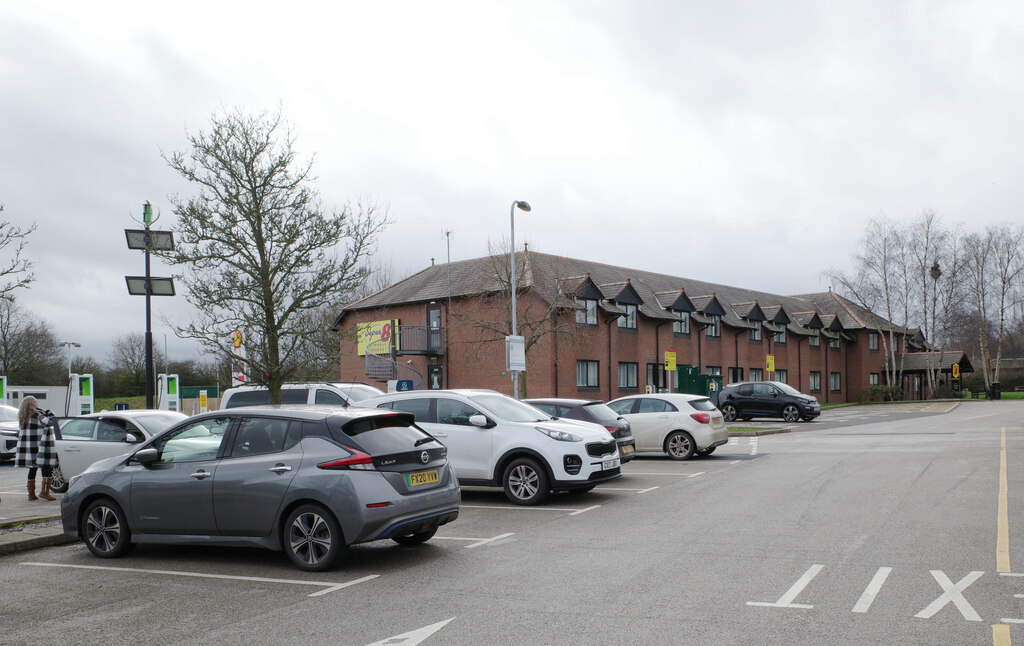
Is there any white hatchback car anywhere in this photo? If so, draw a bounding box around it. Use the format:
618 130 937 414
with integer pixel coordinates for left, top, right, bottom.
361 389 621 505
606 393 729 460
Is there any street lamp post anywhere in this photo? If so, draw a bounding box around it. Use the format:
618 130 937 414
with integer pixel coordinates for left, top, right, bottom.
509 200 531 399
58 341 81 378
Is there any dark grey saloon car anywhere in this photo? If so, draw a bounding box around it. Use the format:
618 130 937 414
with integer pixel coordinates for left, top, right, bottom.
61 406 460 571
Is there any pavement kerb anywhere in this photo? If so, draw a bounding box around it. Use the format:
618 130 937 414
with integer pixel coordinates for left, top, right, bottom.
0 524 75 555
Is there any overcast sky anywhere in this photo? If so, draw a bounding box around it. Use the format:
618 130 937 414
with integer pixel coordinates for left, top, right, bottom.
2 2 1022 363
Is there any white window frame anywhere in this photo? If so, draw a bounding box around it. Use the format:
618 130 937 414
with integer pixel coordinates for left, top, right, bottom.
617 304 638 329
809 329 820 348
809 371 821 392
576 298 598 325
706 315 721 338
673 311 690 334
577 360 599 388
830 371 841 392
750 324 762 342
750 368 764 381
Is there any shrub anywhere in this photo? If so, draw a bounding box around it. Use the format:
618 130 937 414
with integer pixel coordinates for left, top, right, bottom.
861 385 904 402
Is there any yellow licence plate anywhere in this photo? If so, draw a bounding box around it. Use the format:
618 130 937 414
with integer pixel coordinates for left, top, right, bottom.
621 445 634 454
406 469 440 487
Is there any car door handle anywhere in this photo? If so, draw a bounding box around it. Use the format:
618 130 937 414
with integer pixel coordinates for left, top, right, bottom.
433 432 448 437
269 465 292 473
190 470 211 480
64 447 81 452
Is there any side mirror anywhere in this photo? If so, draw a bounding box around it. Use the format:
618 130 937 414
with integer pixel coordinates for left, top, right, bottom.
125 433 141 444
134 447 159 466
468 414 492 428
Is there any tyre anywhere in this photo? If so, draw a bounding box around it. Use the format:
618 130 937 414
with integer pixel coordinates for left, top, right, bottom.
49 462 68 493
392 526 438 546
665 431 695 461
283 504 345 572
82 498 133 558
502 457 550 506
721 404 737 422
782 405 800 422
696 446 717 456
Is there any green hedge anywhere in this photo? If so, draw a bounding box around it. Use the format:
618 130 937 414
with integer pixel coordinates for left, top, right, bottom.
860 385 904 402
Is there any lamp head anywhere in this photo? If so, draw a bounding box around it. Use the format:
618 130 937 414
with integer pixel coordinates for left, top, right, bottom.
514 200 531 212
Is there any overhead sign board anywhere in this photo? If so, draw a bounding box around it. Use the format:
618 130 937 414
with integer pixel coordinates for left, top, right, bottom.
358 319 399 356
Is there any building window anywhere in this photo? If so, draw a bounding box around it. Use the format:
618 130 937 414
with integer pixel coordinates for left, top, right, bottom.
809 329 820 348
646 363 664 390
809 371 821 392
705 366 722 376
577 360 599 388
618 362 638 389
869 373 880 385
829 336 840 350
750 368 763 381
869 332 879 351
705 315 721 338
576 298 597 325
673 311 690 335
728 367 744 383
776 369 788 384
750 325 762 342
830 372 841 392
775 328 787 344
617 304 637 329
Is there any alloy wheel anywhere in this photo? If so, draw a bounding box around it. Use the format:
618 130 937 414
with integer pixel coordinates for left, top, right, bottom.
85 505 121 555
289 512 333 567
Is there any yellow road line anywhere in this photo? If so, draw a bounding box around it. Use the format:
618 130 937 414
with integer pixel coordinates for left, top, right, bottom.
999 426 1011 573
994 623 1012 645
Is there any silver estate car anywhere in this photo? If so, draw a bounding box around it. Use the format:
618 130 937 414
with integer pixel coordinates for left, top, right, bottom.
61 406 460 571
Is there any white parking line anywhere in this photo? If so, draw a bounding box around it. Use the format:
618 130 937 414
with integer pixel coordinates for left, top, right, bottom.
465 533 515 549
687 472 705 478
637 486 660 494
569 505 600 516
21 562 378 597
460 505 585 512
596 487 652 492
626 472 703 477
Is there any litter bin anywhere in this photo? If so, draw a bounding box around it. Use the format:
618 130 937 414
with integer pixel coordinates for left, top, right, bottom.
991 382 1002 400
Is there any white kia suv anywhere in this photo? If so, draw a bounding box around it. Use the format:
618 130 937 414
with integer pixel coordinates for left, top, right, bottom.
361 389 621 505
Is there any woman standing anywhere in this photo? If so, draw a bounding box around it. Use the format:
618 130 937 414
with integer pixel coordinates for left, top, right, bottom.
15 396 58 501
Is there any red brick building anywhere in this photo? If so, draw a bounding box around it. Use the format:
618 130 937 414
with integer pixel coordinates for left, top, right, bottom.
334 251 964 402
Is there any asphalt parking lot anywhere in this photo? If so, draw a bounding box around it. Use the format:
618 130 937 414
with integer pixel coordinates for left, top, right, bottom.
3 401 1023 645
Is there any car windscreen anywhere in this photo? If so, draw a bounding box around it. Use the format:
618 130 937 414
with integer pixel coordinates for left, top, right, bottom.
581 402 623 423
134 413 188 435
689 398 717 411
328 414 435 453
336 384 385 402
774 382 804 396
472 395 549 423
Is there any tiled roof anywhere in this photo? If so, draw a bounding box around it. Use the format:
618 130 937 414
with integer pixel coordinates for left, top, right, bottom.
896 350 973 373
337 251 907 334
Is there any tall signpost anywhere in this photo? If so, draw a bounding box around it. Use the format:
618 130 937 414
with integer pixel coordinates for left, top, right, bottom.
125 202 175 409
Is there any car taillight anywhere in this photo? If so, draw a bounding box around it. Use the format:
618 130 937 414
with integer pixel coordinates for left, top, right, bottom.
690 413 711 424
318 447 376 470
605 426 619 436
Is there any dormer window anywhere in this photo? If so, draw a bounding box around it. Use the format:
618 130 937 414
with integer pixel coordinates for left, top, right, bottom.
576 298 598 325
750 324 762 342
809 329 820 348
830 336 840 350
617 304 637 329
775 328 787 344
673 311 690 334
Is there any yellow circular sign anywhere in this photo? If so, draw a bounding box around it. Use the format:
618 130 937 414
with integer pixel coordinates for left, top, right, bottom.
952 362 960 379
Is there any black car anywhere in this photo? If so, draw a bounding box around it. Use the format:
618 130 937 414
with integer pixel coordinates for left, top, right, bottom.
718 381 821 423
524 398 636 462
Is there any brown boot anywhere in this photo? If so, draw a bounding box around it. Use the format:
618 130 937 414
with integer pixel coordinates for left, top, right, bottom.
27 479 37 501
38 478 56 501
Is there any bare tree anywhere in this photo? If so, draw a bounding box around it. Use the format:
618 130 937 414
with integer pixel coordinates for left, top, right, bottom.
827 216 910 388
0 204 36 300
988 224 1024 386
161 107 390 403
107 332 166 396
0 299 65 383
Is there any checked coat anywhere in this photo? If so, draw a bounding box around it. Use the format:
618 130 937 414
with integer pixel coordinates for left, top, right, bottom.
15 410 58 469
